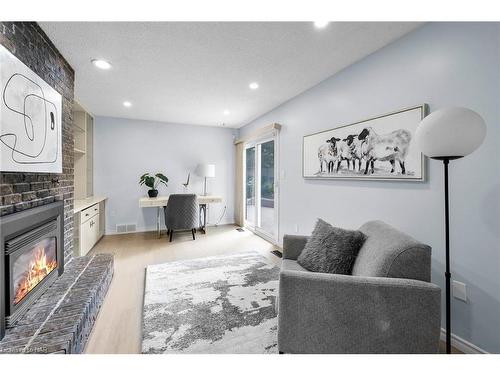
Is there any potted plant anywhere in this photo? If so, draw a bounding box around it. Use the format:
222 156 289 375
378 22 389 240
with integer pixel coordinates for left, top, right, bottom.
139 173 169 198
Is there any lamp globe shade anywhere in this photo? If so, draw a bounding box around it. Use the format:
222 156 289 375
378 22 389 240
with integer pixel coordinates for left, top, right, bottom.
415 107 486 159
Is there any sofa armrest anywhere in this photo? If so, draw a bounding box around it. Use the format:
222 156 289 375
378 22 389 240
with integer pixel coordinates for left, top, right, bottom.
278 269 441 353
282 235 309 260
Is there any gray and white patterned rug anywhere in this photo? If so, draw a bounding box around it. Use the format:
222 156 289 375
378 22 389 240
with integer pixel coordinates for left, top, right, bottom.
142 252 280 354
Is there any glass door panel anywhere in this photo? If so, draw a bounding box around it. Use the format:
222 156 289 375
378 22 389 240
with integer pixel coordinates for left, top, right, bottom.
258 140 275 238
244 138 277 242
245 146 256 227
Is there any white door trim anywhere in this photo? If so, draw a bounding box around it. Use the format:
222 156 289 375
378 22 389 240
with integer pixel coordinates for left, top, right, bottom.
243 131 279 244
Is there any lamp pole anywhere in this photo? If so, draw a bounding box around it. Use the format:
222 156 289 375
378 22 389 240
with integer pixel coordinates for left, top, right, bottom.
434 156 461 354
443 158 452 354
416 107 487 355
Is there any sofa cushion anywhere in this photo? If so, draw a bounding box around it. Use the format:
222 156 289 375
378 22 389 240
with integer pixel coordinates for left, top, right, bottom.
297 219 366 275
352 220 431 282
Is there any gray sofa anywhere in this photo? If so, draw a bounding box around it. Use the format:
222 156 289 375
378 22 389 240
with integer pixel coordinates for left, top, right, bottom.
278 220 441 354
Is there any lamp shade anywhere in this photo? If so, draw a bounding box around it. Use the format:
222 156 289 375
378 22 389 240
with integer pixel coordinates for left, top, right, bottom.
196 163 215 178
415 107 486 158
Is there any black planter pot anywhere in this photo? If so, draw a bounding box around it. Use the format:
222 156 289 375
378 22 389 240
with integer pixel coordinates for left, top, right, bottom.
148 189 158 198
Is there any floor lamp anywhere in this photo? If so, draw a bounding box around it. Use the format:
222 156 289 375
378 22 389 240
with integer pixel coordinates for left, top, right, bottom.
415 107 486 354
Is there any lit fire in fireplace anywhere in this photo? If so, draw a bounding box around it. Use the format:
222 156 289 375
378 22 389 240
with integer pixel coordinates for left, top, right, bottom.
14 247 57 305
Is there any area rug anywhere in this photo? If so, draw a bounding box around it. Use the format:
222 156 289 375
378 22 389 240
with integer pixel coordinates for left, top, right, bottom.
142 252 280 354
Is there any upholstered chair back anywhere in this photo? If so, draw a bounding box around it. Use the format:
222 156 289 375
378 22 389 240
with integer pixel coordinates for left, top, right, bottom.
164 194 198 230
351 220 431 282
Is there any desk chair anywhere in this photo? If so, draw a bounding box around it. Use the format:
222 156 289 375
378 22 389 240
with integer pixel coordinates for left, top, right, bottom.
164 194 198 242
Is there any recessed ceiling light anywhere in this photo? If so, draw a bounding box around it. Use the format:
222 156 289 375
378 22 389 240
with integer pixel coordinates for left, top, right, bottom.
223 110 230 115
314 21 329 29
249 82 259 90
91 59 112 70
123 101 132 107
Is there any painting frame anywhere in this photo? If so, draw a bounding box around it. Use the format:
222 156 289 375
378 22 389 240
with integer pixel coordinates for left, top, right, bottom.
0 44 63 174
302 104 428 182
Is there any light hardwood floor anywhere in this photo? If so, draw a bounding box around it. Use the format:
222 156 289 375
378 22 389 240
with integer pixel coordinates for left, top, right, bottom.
85 225 459 354
85 225 279 354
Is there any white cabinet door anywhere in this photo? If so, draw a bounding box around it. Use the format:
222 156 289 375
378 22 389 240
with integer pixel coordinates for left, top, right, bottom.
92 214 100 245
80 214 98 256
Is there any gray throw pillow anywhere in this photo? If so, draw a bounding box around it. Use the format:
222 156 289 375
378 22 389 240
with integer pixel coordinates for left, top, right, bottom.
297 218 366 274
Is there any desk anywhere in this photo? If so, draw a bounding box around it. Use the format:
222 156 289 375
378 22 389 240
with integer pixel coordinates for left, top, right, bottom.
139 195 222 237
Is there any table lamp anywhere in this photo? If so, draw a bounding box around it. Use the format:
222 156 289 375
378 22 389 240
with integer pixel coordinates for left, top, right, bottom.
196 164 215 196
415 107 486 354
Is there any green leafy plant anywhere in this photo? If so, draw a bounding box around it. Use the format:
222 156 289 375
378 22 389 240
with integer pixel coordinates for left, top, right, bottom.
139 173 169 190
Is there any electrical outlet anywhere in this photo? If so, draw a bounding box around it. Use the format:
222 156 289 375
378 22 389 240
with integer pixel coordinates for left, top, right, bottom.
453 280 467 302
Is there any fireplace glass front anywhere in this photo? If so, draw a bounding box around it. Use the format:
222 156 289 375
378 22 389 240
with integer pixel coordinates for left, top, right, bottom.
12 237 58 306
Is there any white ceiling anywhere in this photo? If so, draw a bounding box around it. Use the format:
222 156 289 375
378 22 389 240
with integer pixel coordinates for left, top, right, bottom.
39 22 422 128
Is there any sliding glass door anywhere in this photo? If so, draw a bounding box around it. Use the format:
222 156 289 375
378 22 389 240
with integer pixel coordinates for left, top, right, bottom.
244 137 278 242
245 146 256 227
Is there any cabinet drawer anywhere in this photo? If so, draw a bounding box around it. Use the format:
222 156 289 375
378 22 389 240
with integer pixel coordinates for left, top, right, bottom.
80 203 100 223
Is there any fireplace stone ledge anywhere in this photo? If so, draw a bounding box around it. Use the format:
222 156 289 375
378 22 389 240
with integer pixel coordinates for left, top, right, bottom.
0 254 113 354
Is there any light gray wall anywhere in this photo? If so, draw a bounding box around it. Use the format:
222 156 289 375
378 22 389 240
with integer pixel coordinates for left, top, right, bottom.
239 22 500 353
94 117 236 234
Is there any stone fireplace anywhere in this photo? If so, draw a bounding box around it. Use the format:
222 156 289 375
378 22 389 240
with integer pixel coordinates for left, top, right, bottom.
0 22 75 342
0 23 113 353
0 201 113 353
0 201 64 339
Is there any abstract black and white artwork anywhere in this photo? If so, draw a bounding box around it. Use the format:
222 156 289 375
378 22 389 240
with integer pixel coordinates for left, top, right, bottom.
0 44 62 173
303 105 427 181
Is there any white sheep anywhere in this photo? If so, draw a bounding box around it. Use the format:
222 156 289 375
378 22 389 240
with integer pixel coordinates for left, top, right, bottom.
335 137 356 172
350 136 369 172
358 127 412 175
318 137 340 173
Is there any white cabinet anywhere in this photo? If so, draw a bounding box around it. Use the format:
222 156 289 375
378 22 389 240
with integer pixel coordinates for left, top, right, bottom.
80 213 98 256
73 199 106 257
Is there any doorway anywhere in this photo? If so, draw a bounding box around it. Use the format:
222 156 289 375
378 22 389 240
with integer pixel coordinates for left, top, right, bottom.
244 137 278 242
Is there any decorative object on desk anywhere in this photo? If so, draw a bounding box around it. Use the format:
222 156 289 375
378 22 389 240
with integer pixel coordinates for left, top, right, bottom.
303 105 426 181
139 172 169 198
415 106 486 354
196 163 215 195
182 172 190 193
0 45 62 173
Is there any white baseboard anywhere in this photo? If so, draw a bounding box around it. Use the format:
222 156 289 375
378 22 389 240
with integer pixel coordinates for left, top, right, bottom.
104 222 236 236
440 328 489 354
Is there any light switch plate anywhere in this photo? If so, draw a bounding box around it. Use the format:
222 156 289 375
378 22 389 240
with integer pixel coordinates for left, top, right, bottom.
453 280 467 302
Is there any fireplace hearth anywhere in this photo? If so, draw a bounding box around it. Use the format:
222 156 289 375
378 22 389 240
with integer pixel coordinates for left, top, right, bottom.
1 202 64 340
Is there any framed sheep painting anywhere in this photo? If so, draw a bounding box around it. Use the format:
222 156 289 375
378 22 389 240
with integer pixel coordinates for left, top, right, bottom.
302 105 427 181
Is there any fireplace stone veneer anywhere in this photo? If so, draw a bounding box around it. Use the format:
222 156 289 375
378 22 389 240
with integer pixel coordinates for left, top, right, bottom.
0 254 113 353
